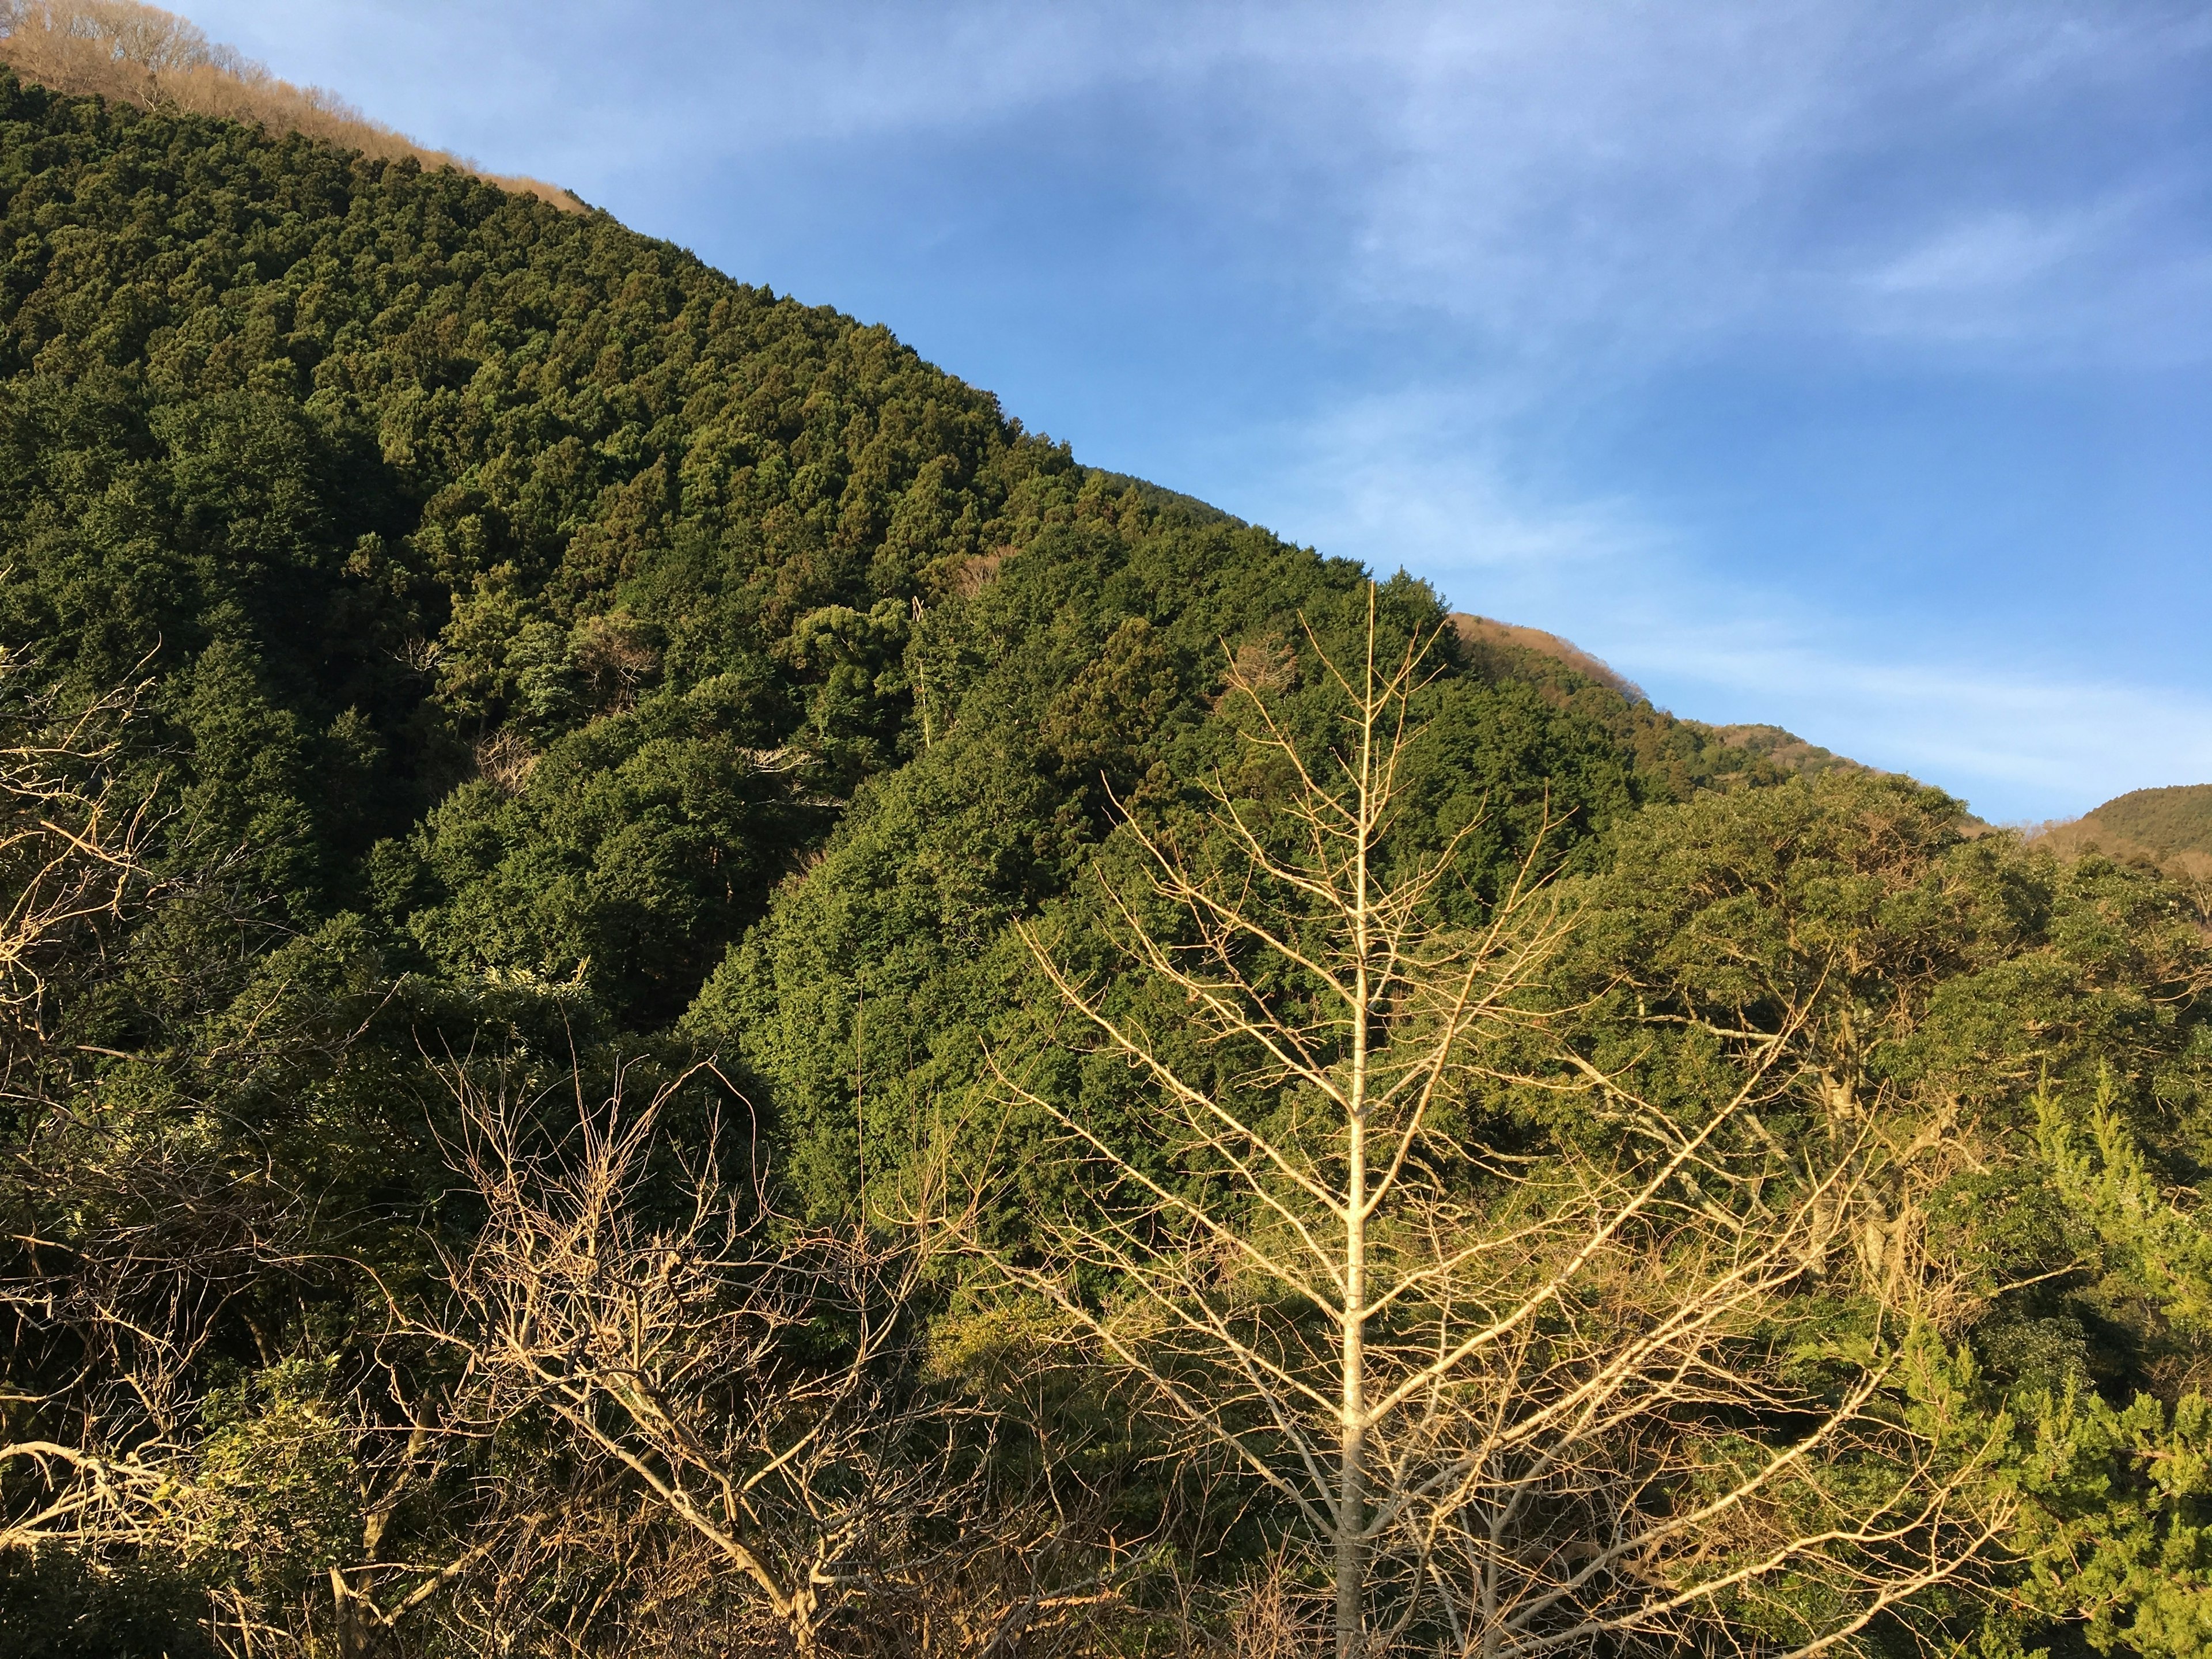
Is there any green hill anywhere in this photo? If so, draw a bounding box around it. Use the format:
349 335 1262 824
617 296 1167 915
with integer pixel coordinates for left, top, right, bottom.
2078 783 2212 862
0 61 1809 1036
0 38 2209 1659
2029 783 2212 878
1449 616 1868 779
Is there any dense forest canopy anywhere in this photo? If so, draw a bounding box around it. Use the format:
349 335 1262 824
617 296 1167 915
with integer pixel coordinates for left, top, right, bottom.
0 56 2209 1659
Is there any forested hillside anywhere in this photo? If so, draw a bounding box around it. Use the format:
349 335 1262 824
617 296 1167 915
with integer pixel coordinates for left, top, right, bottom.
2086 785 2212 858
3 55 2212 1659
2038 785 2212 880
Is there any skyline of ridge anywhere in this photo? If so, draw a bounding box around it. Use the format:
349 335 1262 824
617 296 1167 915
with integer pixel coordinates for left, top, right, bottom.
36 0 2212 822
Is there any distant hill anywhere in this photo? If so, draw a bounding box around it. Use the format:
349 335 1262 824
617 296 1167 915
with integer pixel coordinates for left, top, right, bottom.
1692 722 1869 780
2084 785 2212 859
1449 615 1869 784
1450 614 1647 703
2035 784 2212 877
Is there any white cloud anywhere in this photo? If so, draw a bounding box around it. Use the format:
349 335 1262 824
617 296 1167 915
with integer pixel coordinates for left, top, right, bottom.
1627 630 2212 820
1866 211 2097 299
1323 5 2212 366
1177 381 2210 821
190 1 2212 365
175 0 2212 818
1198 386 1661 578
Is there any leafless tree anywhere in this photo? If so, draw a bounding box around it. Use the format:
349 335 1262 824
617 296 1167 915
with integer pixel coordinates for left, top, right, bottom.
0 647 160 1058
0 647 198 1555
956 589 2011 1657
417 1058 1144 1657
0 650 452 1658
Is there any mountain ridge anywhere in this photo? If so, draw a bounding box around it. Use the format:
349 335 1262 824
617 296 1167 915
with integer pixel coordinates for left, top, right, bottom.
2033 782 2212 878
0 0 575 207
2 32 2210 1659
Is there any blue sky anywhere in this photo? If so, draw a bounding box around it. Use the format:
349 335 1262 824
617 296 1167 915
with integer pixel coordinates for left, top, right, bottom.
188 1 2212 821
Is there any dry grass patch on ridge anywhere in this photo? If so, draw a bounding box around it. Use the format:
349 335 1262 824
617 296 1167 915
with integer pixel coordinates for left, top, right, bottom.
0 0 577 209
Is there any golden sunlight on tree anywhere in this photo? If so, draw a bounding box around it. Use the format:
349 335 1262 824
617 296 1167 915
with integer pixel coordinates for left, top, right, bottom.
0 654 187 1551
418 1064 1136 1657
957 589 2012 1657
0 649 157 1046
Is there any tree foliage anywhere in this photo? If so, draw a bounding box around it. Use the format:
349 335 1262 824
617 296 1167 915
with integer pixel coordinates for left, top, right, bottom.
0 66 2209 1658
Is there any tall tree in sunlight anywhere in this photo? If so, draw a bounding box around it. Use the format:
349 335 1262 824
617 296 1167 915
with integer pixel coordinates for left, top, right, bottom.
959 589 2010 1657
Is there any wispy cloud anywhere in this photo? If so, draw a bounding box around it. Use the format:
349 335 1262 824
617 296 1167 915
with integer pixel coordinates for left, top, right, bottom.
1866 211 2097 298
196 0 2212 366
1320 4 2212 366
1630 629 2212 820
1198 386 1663 577
185 0 2212 817
1194 376 2211 823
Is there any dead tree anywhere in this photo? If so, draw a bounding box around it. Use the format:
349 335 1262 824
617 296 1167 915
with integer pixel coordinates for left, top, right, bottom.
0 647 159 1063
0 651 442 1659
959 589 2010 1657
0 647 192 1558
419 1059 1011 1656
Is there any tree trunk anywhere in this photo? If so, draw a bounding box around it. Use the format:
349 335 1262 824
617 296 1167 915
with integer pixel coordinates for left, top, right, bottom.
1336 1407 1365 1659
1339 924 1371 1659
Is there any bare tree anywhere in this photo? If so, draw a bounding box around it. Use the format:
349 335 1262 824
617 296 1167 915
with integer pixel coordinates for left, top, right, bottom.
418 1058 1137 1657
0 647 159 1059
957 590 2010 1657
0 647 196 1560
0 721 1145 1654
0 652 464 1659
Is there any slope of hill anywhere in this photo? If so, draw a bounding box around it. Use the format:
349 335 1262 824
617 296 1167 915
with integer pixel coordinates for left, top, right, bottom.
1449 612 1646 701
2077 783 2212 860
0 57 1813 1032
0 40 2209 1659
0 0 574 206
1450 613 1869 783
1691 719 1868 779
2035 782 2212 877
